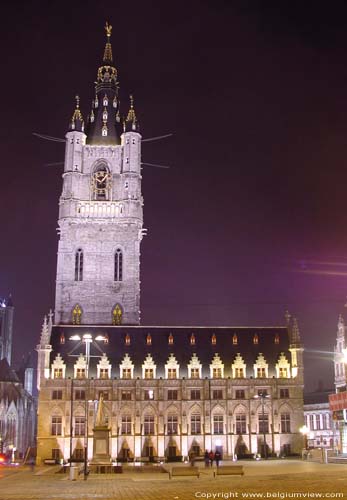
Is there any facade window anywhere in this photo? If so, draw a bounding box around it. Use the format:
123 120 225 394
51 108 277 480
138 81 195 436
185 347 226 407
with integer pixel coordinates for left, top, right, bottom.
258 414 269 434
236 414 247 434
99 368 109 379
76 368 86 379
146 334 152 346
54 368 63 379
253 334 259 344
145 368 154 379
280 413 291 433
323 413 330 429
167 415 178 435
190 333 196 345
235 389 245 399
213 389 223 400
315 414 321 430
115 249 123 282
75 249 83 281
280 388 289 398
235 367 244 378
98 391 109 401
75 390 85 400
191 390 201 400
191 414 201 434
52 390 63 400
191 368 200 379
73 449 84 460
309 414 314 430
168 390 178 400
257 367 266 378
144 416 155 435
74 417 85 436
213 415 224 434
279 367 288 378
211 334 217 345
144 390 154 400
51 416 62 436
122 368 132 379
258 389 268 397
121 391 132 401
233 334 238 345
168 368 177 379
213 367 222 378
121 416 132 435
168 333 174 345
112 304 122 325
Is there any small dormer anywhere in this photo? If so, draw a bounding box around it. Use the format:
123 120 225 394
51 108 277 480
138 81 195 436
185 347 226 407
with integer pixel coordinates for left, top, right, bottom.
253 353 268 378
165 353 179 379
142 354 156 379
74 354 87 379
276 352 291 379
232 353 246 378
97 353 111 379
51 353 66 379
120 353 134 379
188 353 202 379
210 353 224 378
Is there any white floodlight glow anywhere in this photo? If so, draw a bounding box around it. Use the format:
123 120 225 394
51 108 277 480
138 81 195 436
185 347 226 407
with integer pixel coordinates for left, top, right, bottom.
83 333 93 342
69 334 81 341
95 335 105 341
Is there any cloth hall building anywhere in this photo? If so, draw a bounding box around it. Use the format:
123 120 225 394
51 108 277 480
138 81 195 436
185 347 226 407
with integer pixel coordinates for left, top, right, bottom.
36 25 304 464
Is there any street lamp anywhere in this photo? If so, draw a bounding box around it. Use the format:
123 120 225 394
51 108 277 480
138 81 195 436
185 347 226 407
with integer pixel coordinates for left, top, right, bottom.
69 333 107 480
254 392 270 459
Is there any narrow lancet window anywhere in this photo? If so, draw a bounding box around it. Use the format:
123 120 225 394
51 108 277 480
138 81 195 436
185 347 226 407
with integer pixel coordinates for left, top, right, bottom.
115 248 123 281
75 249 83 281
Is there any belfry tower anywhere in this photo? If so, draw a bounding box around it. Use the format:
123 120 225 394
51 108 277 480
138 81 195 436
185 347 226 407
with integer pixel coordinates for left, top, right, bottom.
54 23 144 326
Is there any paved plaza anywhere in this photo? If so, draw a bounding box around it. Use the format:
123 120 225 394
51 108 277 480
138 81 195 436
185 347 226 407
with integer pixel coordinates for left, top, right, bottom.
0 460 347 500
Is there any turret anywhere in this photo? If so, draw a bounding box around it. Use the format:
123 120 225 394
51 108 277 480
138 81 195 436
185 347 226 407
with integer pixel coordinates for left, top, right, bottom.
36 312 53 391
288 314 304 383
121 95 141 174
334 314 346 391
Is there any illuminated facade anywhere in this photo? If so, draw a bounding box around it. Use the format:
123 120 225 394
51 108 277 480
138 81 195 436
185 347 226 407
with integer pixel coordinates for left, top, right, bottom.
36 25 304 464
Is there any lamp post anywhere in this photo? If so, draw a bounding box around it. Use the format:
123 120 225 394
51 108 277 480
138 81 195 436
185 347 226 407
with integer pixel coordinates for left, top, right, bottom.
254 392 270 459
69 333 107 481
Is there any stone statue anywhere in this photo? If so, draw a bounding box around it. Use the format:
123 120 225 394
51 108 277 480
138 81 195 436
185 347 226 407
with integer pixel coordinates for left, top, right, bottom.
95 392 107 428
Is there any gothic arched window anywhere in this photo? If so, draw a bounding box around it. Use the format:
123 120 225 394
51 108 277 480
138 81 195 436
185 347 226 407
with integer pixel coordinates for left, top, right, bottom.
72 304 82 325
112 304 123 325
114 249 123 281
75 249 83 281
92 163 110 200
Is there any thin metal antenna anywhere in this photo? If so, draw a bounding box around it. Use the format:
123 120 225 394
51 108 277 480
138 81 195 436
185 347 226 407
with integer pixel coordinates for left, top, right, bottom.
33 132 65 143
142 133 173 143
141 162 170 169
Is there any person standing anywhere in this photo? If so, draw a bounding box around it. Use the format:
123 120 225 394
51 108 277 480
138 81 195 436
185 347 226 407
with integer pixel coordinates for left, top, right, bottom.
204 450 209 468
208 450 214 467
214 450 221 467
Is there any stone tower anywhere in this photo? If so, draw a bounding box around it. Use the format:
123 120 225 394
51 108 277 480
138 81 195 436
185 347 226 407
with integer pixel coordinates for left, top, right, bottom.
54 24 144 326
334 314 346 391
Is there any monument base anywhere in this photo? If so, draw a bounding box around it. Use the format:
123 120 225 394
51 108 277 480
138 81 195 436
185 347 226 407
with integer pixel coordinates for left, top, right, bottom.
90 427 111 465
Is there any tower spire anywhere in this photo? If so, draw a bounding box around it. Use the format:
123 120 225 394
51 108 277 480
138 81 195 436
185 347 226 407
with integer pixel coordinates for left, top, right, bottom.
103 22 113 64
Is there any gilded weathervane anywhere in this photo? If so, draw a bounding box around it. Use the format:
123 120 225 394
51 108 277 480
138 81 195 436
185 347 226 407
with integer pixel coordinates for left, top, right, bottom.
105 22 112 38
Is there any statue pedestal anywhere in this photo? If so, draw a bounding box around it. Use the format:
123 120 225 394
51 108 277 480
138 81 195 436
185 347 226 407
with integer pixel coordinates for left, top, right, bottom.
90 426 111 465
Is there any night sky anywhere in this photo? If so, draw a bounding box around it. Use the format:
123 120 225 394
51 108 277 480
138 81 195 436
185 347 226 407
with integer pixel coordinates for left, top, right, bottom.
1 1 347 392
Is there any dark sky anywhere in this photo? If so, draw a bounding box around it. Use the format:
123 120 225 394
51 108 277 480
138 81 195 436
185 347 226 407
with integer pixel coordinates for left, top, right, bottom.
1 0 347 391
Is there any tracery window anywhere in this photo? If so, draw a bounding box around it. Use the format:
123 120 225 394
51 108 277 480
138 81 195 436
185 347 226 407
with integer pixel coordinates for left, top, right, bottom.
75 249 83 281
112 304 122 325
72 304 82 325
236 413 247 434
167 415 178 434
115 249 123 281
280 413 291 433
121 416 132 435
191 414 201 434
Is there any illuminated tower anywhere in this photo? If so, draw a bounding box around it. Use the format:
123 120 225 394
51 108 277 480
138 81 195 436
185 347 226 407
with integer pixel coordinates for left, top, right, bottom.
54 24 144 326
